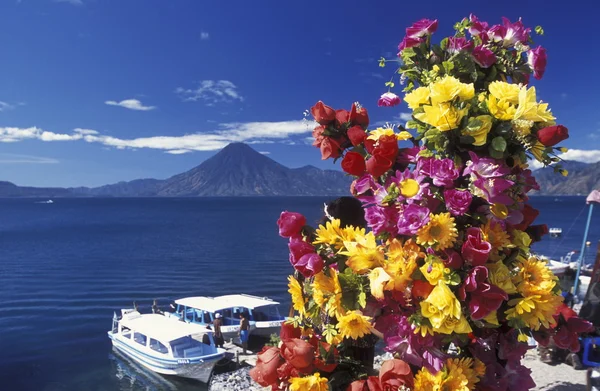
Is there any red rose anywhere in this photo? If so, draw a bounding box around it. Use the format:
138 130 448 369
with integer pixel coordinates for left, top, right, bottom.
525 224 548 243
277 211 306 238
249 346 284 388
366 154 393 178
513 204 539 231
281 338 315 372
279 322 302 342
374 135 399 160
341 152 367 176
311 101 336 125
319 137 342 160
347 125 367 146
537 125 569 147
461 227 492 266
350 103 369 127
314 342 338 373
336 109 350 127
276 361 300 385
312 126 325 148
412 280 434 300
379 359 414 390
364 138 376 154
346 377 381 391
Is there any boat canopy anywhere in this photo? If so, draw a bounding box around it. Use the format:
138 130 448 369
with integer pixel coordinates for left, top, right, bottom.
175 294 279 312
120 313 210 343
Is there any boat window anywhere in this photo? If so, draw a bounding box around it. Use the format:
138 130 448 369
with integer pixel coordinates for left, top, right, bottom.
149 338 168 354
185 308 194 323
222 308 232 319
254 305 282 320
203 311 211 324
133 332 147 346
121 326 131 339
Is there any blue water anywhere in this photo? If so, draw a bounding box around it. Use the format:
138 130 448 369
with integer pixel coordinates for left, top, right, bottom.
0 196 598 391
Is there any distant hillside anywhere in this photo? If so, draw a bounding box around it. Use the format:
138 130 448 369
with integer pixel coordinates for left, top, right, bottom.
533 161 600 195
1 143 352 197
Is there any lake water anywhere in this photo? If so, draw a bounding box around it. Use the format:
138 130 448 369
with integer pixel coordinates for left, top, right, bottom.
0 196 598 391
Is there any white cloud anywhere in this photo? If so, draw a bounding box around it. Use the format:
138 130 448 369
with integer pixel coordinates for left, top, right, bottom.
200 32 210 40
105 99 156 111
165 149 193 155
55 0 83 5
259 151 271 155
373 112 413 128
175 80 243 105
557 149 600 164
0 153 59 164
74 128 99 135
0 101 15 112
0 126 83 143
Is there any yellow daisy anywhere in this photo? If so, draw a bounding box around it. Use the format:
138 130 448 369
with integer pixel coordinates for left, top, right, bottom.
289 373 329 391
336 311 372 340
340 232 384 274
446 358 480 390
367 127 413 141
505 293 563 330
414 367 443 390
288 275 306 317
416 213 458 250
513 256 558 296
312 270 344 318
313 218 344 250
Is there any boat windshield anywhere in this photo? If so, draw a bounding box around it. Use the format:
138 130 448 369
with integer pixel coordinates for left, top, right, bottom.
250 305 283 321
170 336 214 358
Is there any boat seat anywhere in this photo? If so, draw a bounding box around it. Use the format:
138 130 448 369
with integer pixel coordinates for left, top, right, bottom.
183 347 204 358
172 343 195 358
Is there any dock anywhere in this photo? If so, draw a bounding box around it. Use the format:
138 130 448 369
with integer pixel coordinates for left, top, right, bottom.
222 341 259 367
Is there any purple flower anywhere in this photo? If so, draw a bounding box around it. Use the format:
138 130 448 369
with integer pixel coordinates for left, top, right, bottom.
464 152 514 204
504 361 536 391
354 174 376 195
464 152 511 178
416 156 434 177
398 36 423 52
364 205 399 237
288 236 315 266
444 189 472 216
397 204 430 235
294 253 324 278
474 177 515 205
527 45 547 80
397 146 420 165
406 18 438 38
388 168 429 202
468 14 489 36
472 45 496 68
430 158 460 187
378 92 402 107
446 36 473 54
382 314 446 373
489 17 531 47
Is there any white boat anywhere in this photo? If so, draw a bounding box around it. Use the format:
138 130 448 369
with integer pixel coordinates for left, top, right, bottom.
549 227 562 237
166 294 286 340
108 309 225 383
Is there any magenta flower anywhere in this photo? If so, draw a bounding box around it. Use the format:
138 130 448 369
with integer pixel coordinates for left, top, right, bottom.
464 152 514 204
430 158 460 187
527 45 547 80
473 176 515 205
446 36 473 54
277 211 306 237
388 168 429 202
416 156 434 177
364 205 399 237
288 236 315 266
468 14 489 36
397 146 421 165
294 253 324 278
398 36 423 52
406 18 438 38
378 92 402 107
472 45 496 68
458 265 508 320
501 17 531 46
444 189 472 216
397 204 430 235
461 227 491 266
504 361 536 391
443 249 463 269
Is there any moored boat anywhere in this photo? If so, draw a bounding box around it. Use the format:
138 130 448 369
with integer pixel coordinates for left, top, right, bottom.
214 294 286 338
108 309 225 383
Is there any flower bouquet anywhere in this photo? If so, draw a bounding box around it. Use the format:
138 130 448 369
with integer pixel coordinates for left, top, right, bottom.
250 15 594 391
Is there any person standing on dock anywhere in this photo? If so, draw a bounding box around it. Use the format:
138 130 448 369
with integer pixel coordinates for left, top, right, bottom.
213 313 225 348
238 312 250 354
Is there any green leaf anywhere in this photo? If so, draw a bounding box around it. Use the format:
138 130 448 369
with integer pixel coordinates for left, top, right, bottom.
358 291 367 308
495 122 512 135
535 25 544 36
405 120 419 129
440 37 449 50
491 136 507 152
489 146 504 159
384 81 395 88
459 135 476 144
442 60 454 73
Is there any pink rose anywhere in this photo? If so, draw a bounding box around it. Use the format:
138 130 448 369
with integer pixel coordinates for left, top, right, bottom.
527 46 547 80
249 346 284 388
377 92 402 107
472 45 496 68
294 252 324 278
277 211 306 238
281 338 315 372
461 227 491 266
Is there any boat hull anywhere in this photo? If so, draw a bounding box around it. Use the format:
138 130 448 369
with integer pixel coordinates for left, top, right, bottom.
109 333 222 383
252 320 285 338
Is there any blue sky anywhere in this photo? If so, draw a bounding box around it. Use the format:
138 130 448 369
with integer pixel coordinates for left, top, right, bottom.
1 0 599 187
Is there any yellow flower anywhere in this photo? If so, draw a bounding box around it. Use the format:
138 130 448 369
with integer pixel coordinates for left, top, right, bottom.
382 239 420 292
530 141 546 162
487 95 517 121
341 225 366 243
474 359 486 378
483 310 500 326
404 86 431 109
488 81 520 104
511 118 534 137
447 358 480 390
462 115 493 146
414 367 443 390
289 373 329 391
420 281 471 334
429 75 474 104
420 257 447 285
288 275 306 317
511 230 532 251
367 127 412 141
487 262 518 295
414 102 468 131
416 212 458 251
518 331 529 343
513 256 558 296
312 270 344 318
341 232 384 274
369 267 391 300
314 218 344 250
505 293 562 330
481 220 512 260
513 85 555 123
336 311 372 340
